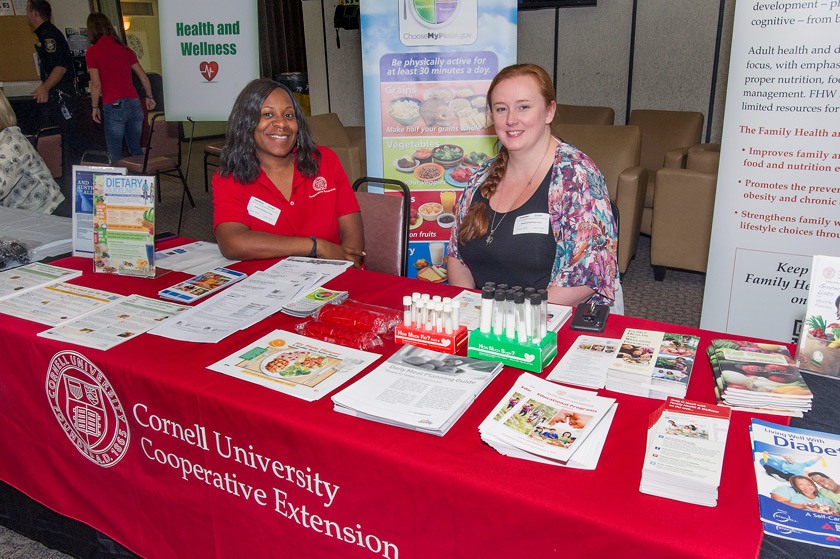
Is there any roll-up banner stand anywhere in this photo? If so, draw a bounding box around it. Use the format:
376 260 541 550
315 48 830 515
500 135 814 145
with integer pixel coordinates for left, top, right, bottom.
359 1 518 281
701 3 840 343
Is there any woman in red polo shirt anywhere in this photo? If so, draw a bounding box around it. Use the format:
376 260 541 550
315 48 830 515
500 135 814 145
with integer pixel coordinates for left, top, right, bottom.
85 12 156 165
213 79 364 266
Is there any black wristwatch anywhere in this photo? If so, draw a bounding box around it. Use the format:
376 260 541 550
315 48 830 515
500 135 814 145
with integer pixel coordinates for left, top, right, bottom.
308 236 317 258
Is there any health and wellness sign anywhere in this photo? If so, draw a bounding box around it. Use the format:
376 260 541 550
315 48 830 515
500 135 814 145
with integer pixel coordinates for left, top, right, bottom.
360 1 517 281
701 2 840 343
158 0 259 121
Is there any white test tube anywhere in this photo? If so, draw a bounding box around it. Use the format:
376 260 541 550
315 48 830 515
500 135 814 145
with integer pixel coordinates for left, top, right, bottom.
479 286 495 334
492 289 506 337
433 301 443 332
530 294 542 342
411 292 421 324
443 303 453 335
403 295 412 327
538 289 548 337
514 291 528 343
417 299 427 330
451 301 460 331
505 290 516 340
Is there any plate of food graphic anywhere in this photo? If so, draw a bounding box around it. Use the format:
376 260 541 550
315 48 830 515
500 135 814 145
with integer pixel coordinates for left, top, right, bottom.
260 350 330 378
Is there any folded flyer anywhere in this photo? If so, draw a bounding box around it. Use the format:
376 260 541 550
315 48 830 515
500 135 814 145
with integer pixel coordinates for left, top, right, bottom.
158 267 247 304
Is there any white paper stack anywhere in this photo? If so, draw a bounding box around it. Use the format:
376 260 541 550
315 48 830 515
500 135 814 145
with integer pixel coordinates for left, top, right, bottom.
0 262 82 301
606 329 700 400
332 345 503 436
640 397 730 506
479 373 617 469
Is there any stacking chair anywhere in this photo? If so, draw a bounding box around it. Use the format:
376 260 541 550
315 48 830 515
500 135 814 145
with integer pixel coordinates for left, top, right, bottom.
352 177 410 276
553 104 615 126
117 112 195 208
34 126 62 180
628 110 704 235
650 145 721 280
204 140 225 191
551 123 647 275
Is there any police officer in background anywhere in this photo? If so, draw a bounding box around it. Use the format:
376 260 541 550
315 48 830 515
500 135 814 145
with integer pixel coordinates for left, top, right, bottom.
26 0 78 188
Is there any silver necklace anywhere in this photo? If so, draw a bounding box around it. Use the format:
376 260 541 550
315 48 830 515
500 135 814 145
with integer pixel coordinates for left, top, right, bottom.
486 143 553 245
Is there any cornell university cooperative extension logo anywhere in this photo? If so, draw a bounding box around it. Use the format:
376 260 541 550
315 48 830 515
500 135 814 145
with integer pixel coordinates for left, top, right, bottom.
45 351 130 467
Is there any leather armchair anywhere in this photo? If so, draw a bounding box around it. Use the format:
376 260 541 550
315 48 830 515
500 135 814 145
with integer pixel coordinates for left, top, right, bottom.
304 113 366 182
628 109 704 235
552 123 648 275
650 145 721 280
553 104 615 126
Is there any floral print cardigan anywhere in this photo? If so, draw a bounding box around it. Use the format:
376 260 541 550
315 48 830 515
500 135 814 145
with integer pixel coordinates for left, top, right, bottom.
448 140 619 305
0 126 64 214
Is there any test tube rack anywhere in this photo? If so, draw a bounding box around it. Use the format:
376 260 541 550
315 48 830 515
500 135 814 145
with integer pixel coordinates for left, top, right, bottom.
467 329 558 373
394 324 469 354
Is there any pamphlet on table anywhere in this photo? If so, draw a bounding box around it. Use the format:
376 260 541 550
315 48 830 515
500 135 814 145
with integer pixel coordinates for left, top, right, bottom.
479 373 617 469
154 240 238 275
332 345 504 436
452 289 572 332
281 288 349 317
606 329 700 399
149 258 353 343
208 329 380 402
158 267 247 304
92 174 156 277
0 283 122 326
38 295 188 350
0 262 81 301
750 419 840 549
796 255 840 379
640 398 730 507
708 339 812 417
71 165 127 257
546 334 621 389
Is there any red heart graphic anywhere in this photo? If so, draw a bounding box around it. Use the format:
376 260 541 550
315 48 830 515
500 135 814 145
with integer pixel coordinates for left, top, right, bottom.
199 61 219 82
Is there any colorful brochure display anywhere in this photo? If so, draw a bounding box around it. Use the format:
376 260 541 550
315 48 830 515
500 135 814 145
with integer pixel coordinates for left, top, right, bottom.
93 174 156 277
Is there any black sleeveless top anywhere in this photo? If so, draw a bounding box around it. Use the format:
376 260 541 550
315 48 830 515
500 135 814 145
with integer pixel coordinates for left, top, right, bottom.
458 171 556 289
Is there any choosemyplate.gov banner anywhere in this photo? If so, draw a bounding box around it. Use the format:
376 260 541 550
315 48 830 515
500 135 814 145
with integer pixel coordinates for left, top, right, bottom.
360 0 517 282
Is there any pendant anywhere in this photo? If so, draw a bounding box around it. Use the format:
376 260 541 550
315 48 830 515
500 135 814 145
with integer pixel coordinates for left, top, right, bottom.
486 233 493 245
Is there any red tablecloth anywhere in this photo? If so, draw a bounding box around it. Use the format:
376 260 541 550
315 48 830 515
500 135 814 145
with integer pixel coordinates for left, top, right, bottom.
0 252 787 558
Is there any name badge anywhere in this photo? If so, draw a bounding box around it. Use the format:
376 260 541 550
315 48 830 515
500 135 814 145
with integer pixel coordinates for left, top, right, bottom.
247 196 280 226
512 213 550 235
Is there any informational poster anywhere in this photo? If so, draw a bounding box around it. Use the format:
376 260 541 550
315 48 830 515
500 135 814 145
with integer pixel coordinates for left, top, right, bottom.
93 175 156 277
157 0 259 121
701 2 840 343
360 1 517 281
71 165 127 258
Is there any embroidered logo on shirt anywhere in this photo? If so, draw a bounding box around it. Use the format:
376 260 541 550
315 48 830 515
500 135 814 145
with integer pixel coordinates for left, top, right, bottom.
309 176 336 198
45 38 56 53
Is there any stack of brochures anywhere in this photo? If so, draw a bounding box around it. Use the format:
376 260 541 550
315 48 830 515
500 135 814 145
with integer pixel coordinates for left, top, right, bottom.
707 339 812 417
751 419 840 549
332 345 503 436
640 397 730 506
546 334 621 389
605 329 700 399
158 267 247 304
478 373 617 469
